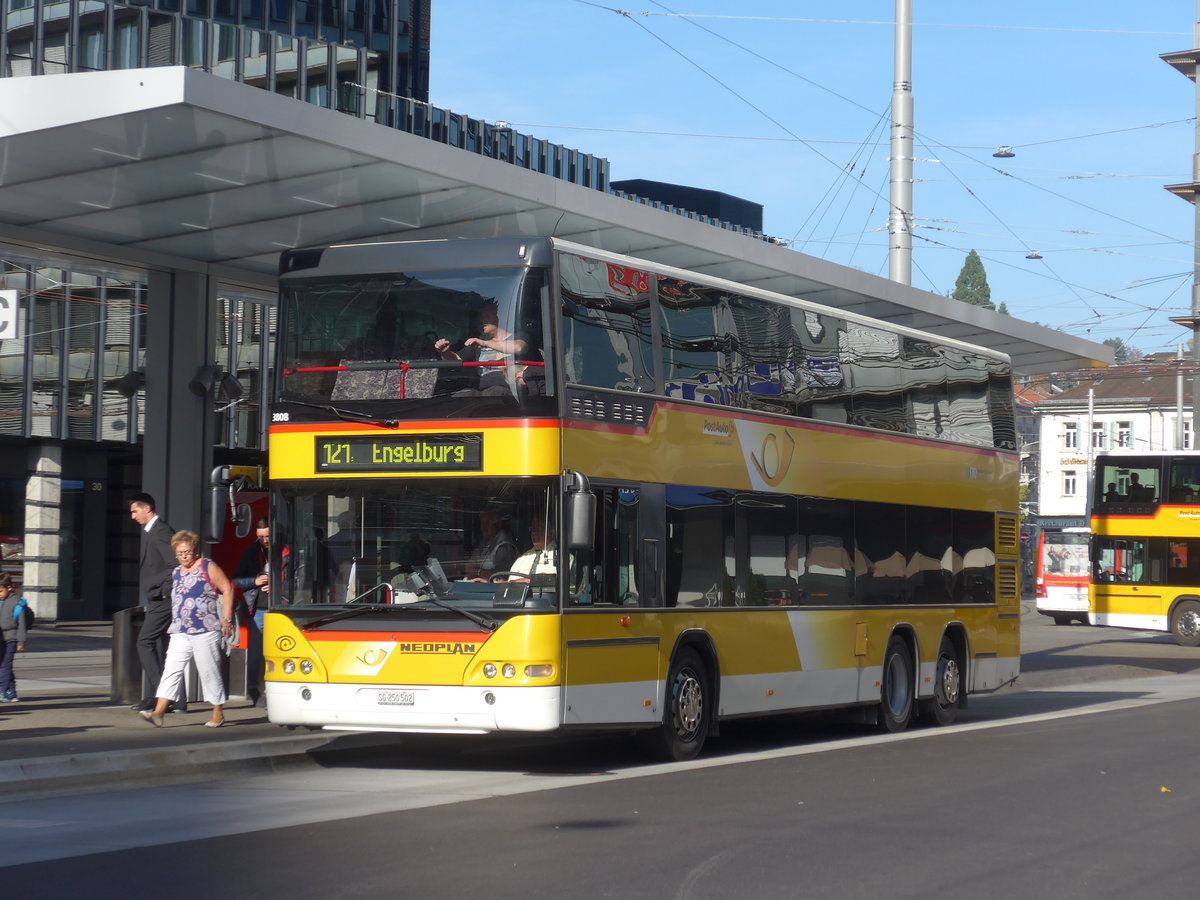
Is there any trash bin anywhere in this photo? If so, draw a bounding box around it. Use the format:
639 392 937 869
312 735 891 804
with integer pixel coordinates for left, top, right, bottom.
110 606 146 705
223 618 257 702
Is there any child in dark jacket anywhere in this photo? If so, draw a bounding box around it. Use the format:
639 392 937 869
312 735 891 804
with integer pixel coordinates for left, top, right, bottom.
0 573 28 702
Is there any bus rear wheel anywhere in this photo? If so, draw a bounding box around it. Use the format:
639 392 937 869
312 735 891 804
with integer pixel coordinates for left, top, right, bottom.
1170 600 1200 647
918 636 960 727
878 636 914 733
643 648 711 761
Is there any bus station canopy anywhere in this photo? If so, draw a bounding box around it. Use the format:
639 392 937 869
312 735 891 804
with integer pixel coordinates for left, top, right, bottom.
0 67 1110 376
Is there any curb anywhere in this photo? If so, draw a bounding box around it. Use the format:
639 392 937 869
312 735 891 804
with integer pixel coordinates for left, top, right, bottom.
0 732 402 798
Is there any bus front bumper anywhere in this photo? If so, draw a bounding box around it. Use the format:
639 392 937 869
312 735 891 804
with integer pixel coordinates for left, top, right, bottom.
264 682 563 734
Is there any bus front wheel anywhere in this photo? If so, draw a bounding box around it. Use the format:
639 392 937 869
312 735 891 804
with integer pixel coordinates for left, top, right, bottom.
878 636 914 733
1170 600 1200 647
917 636 960 727
643 648 711 761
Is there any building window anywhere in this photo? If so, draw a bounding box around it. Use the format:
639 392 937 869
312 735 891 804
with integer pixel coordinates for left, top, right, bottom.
1116 421 1131 448
114 19 141 69
1062 421 1078 449
182 17 206 67
1063 470 1077 497
0 250 145 442
1092 423 1105 450
43 31 69 75
214 289 275 450
1187 422 1194 450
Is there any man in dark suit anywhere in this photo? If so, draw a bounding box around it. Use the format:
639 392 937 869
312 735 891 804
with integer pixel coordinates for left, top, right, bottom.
129 492 180 712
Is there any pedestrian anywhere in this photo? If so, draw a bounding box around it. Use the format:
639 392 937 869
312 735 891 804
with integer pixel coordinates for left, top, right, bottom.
231 517 269 704
139 530 235 728
231 517 270 628
129 492 182 713
0 573 27 702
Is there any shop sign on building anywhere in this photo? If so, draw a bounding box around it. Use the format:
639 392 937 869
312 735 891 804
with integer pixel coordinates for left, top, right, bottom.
0 290 19 340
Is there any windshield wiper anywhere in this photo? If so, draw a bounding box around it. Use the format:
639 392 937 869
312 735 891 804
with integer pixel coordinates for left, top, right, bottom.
411 597 498 632
283 399 399 429
301 605 379 631
301 583 394 630
301 592 498 633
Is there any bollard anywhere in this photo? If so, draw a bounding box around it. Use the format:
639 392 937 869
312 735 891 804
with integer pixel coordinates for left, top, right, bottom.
110 606 146 705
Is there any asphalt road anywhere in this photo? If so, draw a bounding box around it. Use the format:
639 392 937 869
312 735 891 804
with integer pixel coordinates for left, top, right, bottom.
4 605 1200 898
2 672 1199 898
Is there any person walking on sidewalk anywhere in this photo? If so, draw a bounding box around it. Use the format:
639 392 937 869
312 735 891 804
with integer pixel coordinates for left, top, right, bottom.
231 517 270 704
140 530 235 728
0 573 27 702
129 492 182 713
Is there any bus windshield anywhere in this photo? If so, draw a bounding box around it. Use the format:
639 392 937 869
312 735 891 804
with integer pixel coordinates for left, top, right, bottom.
1040 531 1089 579
273 478 558 609
278 267 551 407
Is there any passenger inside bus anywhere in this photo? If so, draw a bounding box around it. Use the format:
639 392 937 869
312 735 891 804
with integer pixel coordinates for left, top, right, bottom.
1127 473 1154 502
435 301 537 396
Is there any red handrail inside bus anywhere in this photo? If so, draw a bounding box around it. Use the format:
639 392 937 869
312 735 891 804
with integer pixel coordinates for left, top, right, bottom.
281 360 545 399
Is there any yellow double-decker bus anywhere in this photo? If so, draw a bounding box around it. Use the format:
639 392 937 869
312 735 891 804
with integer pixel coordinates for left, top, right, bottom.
263 237 1021 759
1090 450 1200 646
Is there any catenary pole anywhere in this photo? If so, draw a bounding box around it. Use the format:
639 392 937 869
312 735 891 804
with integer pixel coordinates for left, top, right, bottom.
888 0 913 285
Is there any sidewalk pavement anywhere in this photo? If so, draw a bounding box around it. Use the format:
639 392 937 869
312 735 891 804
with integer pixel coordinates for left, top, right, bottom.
0 623 393 797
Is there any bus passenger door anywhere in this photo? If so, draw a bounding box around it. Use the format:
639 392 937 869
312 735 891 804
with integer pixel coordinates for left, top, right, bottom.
562 484 663 727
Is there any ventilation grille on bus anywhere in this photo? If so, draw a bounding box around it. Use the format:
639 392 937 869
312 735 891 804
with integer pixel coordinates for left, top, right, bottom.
570 396 649 426
996 563 1020 604
996 515 1020 558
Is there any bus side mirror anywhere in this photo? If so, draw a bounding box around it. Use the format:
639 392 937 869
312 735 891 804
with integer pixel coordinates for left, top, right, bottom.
209 485 229 543
564 470 595 550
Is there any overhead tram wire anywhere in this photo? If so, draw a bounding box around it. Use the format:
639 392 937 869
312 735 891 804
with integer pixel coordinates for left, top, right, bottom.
500 117 1193 160
581 1 1185 334
911 136 1109 321
792 104 891 257
613 11 1189 38
580 0 915 247
600 0 1186 297
846 168 894 276
914 132 1186 249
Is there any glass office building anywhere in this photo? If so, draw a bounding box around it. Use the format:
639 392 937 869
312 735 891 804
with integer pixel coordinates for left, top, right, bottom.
1 0 608 190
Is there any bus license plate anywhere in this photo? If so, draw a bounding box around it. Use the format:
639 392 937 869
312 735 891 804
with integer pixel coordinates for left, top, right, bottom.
377 690 415 706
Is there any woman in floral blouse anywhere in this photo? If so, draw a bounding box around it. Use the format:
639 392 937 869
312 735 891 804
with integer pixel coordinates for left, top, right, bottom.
140 530 235 728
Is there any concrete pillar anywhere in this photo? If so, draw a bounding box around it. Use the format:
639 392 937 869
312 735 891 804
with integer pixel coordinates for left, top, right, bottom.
141 269 219 537
23 444 62 621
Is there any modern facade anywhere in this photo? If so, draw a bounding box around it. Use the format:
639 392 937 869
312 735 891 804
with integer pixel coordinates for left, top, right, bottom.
0 2 1110 624
0 0 618 193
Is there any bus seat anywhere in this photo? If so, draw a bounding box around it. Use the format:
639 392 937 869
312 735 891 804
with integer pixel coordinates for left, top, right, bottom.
393 337 440 399
331 360 395 400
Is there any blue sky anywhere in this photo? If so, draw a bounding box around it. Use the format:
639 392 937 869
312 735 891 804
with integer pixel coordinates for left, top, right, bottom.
431 2 1196 360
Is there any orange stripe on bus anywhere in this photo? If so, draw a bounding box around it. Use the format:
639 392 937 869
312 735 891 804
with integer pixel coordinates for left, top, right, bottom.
270 418 561 434
302 630 493 643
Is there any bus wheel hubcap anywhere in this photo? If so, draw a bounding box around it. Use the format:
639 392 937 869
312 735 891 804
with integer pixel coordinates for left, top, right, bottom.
675 673 703 735
939 658 960 706
1181 611 1200 638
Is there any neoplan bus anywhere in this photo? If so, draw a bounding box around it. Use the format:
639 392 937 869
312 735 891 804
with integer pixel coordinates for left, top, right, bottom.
263 236 1021 759
1090 450 1200 646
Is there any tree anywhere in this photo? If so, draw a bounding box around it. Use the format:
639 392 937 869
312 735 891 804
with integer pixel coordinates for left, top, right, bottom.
998 301 1009 315
1103 337 1141 364
951 250 994 310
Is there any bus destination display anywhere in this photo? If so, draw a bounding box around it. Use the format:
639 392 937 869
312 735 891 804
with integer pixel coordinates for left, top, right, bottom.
316 434 482 473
